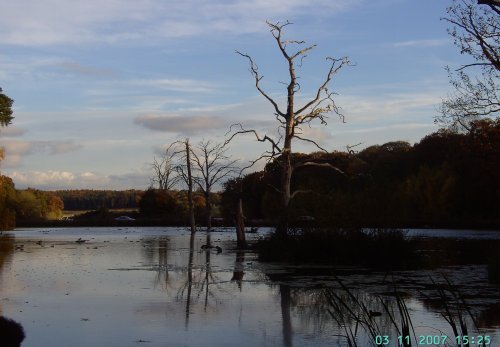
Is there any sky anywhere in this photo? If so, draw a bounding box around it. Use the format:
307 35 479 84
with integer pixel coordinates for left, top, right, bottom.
0 0 466 190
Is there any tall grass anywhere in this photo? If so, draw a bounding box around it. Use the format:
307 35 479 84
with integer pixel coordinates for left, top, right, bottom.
324 276 487 347
257 227 419 269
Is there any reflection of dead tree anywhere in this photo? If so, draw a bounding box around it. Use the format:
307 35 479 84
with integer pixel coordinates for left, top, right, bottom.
231 249 245 290
140 237 173 293
226 21 349 237
184 232 195 328
178 232 226 327
280 284 293 347
153 239 170 290
191 140 237 230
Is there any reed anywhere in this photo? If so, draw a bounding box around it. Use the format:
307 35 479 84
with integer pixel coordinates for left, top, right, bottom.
324 276 486 347
257 227 419 269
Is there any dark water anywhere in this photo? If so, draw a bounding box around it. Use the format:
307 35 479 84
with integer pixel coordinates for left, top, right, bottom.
1 227 499 347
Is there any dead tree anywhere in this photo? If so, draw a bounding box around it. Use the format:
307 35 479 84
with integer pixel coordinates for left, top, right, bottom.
150 143 180 190
185 140 196 234
190 140 237 230
169 139 197 233
226 21 349 237
438 0 500 131
222 177 247 249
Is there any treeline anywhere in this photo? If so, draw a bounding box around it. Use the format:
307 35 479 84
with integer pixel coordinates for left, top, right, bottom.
52 189 142 210
2 119 498 230
71 189 219 226
0 179 64 229
221 119 500 229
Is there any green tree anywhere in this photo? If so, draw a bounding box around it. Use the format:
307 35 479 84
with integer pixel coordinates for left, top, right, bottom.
0 88 14 127
0 175 17 230
0 88 15 230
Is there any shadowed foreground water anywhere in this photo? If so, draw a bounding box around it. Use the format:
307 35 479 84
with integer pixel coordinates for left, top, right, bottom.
1 227 500 347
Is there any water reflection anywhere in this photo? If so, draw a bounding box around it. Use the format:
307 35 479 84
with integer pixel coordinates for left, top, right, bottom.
0 235 15 320
1 228 499 347
231 249 245 290
185 232 195 328
135 231 500 346
0 234 15 274
280 285 293 347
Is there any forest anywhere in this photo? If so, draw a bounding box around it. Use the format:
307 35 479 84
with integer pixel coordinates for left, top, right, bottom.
0 181 64 230
221 118 500 229
52 189 141 210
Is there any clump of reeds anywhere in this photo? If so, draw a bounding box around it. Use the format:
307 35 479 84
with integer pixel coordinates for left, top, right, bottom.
324 276 487 347
324 278 416 347
257 227 419 269
421 276 487 347
488 246 500 284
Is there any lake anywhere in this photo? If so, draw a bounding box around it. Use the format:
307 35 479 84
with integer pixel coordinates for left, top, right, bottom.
1 227 500 346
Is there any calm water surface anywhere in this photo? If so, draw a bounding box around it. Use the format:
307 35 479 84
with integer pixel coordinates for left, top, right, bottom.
1 227 500 347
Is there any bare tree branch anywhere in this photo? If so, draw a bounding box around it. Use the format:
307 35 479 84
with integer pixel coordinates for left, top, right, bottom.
235 51 285 119
438 0 499 131
295 57 350 117
294 161 346 176
293 135 329 152
225 123 282 155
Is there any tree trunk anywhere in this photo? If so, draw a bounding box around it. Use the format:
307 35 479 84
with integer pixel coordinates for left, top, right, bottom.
205 191 212 231
234 197 247 249
186 140 196 234
276 132 293 238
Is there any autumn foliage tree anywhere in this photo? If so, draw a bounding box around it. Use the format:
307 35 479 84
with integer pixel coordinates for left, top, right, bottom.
0 87 15 230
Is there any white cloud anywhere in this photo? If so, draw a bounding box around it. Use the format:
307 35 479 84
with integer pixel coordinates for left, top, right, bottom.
339 92 441 123
134 114 227 134
1 139 83 168
57 61 116 77
46 141 84 155
129 79 217 93
9 170 106 189
9 170 150 190
0 0 364 46
393 39 449 48
0 126 26 137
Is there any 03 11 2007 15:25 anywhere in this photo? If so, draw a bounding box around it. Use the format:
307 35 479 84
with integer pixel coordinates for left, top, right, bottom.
375 335 492 345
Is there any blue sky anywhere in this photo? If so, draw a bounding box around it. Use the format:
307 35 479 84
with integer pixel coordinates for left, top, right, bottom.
0 0 463 190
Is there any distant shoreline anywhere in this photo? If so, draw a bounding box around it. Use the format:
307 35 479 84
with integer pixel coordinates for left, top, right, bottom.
14 219 500 231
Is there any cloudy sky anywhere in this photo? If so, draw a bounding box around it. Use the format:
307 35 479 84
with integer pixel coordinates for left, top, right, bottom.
0 0 464 190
